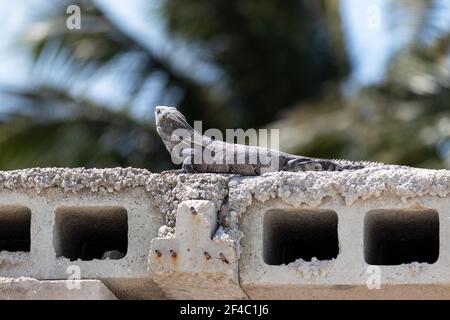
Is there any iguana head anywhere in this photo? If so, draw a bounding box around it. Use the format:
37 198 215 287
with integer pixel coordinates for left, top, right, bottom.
154 106 193 150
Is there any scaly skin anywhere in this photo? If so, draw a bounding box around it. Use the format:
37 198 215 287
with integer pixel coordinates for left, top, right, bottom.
154 106 384 175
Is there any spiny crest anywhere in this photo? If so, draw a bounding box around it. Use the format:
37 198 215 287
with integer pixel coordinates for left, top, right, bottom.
331 159 385 167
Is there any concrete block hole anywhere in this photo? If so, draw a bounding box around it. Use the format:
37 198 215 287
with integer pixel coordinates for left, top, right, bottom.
0 205 31 252
54 206 128 261
263 209 339 265
364 209 439 265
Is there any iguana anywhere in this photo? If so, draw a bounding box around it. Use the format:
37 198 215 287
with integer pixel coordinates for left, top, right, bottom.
155 106 385 175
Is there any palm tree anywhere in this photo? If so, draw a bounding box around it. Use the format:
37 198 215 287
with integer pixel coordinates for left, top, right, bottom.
270 0 450 168
2 0 448 170
0 0 350 170
162 0 350 126
0 0 226 170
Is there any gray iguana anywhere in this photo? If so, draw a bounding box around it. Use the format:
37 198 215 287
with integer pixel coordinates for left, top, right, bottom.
155 106 385 175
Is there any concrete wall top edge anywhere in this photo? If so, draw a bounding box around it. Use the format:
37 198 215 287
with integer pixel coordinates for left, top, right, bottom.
0 166 447 196
1 167 449 227
226 166 450 216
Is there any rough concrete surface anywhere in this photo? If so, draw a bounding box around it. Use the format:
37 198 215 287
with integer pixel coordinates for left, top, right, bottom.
1 167 450 299
149 200 247 299
0 277 117 300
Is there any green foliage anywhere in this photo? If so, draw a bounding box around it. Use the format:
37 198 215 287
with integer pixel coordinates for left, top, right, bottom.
0 88 172 171
162 0 349 126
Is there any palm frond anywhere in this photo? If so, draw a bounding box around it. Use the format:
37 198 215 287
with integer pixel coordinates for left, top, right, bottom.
16 0 227 127
384 0 450 95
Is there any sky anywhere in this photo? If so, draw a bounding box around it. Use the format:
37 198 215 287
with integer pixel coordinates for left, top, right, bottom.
341 0 393 86
0 0 430 116
0 0 30 86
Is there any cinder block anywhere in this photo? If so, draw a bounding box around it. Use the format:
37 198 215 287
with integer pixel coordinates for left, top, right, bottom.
0 188 165 299
149 200 247 299
1 168 450 299
239 195 450 299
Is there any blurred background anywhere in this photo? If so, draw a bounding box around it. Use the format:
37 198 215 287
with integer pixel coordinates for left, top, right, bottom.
0 0 449 171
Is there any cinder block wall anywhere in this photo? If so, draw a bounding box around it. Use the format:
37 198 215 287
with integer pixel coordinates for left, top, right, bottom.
0 167 449 299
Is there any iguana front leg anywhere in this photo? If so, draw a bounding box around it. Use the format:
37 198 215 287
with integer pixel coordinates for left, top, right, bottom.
180 148 206 173
181 147 231 173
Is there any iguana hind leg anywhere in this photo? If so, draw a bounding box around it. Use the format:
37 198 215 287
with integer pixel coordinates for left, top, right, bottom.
286 158 343 171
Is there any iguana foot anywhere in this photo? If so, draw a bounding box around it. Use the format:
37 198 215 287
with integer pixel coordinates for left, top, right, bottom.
182 162 197 173
340 164 365 170
161 169 188 174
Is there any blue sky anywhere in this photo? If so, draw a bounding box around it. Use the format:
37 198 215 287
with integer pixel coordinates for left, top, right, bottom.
0 0 31 86
341 0 393 86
